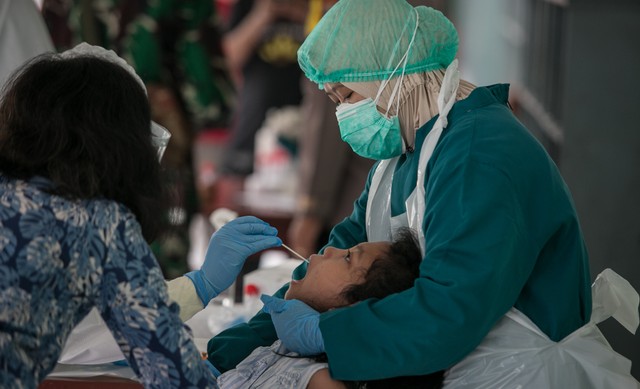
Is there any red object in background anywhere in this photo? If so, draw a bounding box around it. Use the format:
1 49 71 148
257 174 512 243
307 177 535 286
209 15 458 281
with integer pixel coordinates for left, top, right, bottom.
215 0 236 25
245 283 260 297
197 127 230 145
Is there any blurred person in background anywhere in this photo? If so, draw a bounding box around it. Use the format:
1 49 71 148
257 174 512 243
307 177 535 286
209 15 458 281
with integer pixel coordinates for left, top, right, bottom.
122 0 234 278
219 0 307 177
41 0 137 51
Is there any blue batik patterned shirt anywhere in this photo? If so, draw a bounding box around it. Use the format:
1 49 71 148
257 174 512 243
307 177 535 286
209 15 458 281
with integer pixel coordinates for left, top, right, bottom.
0 174 217 388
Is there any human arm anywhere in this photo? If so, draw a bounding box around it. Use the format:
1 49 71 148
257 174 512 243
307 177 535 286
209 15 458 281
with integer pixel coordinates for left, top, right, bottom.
166 276 203 322
223 0 307 71
223 0 273 71
167 215 282 319
98 210 217 387
206 282 286 372
308 368 348 389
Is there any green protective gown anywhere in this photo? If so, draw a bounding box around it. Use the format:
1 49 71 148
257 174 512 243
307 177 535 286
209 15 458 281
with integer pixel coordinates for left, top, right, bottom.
208 84 592 380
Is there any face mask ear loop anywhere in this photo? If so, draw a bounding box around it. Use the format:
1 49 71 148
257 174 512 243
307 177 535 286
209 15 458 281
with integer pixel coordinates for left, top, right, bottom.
436 58 460 130
375 18 410 105
377 9 420 116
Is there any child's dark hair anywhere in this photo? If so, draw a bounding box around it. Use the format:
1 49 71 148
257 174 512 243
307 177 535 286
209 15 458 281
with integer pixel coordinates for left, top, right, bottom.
0 54 165 241
336 228 444 389
340 227 422 304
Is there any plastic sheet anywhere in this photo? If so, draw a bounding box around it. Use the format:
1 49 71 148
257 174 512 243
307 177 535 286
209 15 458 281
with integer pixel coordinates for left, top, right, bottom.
443 269 640 388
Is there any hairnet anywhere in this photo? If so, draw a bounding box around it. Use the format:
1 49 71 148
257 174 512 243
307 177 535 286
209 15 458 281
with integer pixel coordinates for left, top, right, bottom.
297 0 458 86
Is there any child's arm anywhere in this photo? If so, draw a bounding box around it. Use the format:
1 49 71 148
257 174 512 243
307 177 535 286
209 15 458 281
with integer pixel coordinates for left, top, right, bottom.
307 368 348 389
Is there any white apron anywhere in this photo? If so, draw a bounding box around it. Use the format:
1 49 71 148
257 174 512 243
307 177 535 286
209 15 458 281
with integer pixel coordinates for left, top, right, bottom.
363 61 639 388
365 59 460 255
443 269 639 388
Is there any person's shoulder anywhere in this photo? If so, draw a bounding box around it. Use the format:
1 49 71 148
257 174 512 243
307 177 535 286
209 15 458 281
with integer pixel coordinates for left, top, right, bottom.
81 197 142 236
447 91 543 154
0 174 54 208
439 98 554 180
81 195 132 213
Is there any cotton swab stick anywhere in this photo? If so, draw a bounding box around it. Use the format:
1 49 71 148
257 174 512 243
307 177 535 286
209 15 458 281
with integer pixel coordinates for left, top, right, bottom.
281 243 309 263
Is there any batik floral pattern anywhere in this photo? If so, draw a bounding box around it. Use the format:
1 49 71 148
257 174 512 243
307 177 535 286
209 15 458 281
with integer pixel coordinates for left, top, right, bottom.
0 174 217 388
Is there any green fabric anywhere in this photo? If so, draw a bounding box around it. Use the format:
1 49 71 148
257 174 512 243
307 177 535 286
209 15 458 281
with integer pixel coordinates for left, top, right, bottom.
126 25 163 83
122 0 232 127
207 265 309 372
206 85 592 379
320 85 591 379
297 0 458 86
206 282 285 371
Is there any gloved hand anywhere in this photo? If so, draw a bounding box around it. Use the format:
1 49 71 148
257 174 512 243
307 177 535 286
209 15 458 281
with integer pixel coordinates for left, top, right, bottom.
261 294 325 355
186 216 281 306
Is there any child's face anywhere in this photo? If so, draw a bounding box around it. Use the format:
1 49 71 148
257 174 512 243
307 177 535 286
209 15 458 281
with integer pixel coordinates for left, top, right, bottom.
285 241 391 312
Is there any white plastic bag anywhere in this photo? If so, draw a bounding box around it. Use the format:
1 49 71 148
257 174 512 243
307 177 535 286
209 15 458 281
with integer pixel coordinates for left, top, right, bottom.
444 269 640 388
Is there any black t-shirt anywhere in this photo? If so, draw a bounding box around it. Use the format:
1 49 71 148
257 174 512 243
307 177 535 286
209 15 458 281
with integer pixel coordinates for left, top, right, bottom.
223 0 304 174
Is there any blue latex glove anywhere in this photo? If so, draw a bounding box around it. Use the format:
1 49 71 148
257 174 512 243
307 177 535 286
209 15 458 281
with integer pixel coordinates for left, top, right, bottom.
186 216 281 306
261 294 325 355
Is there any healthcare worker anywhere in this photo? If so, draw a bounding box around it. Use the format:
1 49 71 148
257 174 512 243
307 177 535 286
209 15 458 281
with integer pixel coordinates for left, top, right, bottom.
204 0 600 382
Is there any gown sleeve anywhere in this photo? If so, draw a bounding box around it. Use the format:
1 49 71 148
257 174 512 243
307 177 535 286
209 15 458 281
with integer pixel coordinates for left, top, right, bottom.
166 276 204 322
97 210 218 388
206 283 286 372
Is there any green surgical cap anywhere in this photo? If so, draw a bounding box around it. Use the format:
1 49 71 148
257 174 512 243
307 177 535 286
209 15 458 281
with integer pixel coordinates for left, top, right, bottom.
298 0 458 87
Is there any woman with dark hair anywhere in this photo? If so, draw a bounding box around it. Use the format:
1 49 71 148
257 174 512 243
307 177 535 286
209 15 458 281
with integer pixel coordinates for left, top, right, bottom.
216 228 445 389
0 44 280 388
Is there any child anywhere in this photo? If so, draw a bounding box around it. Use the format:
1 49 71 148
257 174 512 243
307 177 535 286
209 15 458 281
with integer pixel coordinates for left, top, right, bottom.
217 228 444 389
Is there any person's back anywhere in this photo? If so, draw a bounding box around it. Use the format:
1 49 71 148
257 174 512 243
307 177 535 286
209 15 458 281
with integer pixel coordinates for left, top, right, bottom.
424 84 591 340
220 0 306 175
0 175 156 386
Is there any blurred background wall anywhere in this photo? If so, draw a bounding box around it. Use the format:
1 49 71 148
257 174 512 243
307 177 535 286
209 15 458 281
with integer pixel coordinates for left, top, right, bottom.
445 0 640 378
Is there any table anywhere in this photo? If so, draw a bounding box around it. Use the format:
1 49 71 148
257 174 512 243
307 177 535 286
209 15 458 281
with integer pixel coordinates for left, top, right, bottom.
39 375 142 389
